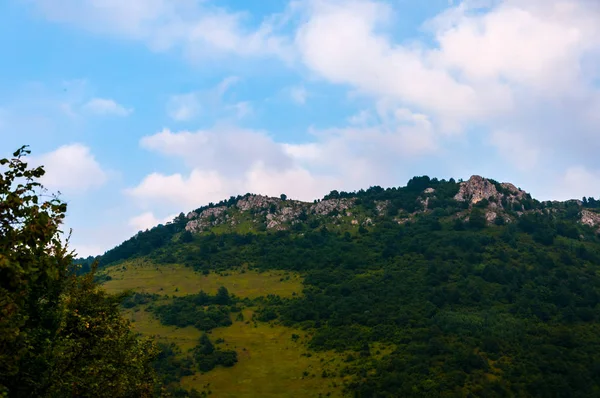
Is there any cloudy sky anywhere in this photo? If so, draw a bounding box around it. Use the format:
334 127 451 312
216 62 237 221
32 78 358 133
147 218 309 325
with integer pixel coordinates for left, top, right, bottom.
1 0 600 256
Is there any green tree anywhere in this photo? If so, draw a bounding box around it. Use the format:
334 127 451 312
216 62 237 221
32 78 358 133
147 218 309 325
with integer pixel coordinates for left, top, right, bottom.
469 208 487 229
0 147 157 397
215 286 231 305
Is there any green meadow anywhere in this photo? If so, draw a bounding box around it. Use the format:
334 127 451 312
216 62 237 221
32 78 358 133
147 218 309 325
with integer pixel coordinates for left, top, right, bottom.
101 259 303 298
106 261 347 397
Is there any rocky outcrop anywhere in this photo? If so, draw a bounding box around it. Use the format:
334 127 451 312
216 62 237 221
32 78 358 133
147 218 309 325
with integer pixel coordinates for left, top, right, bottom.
454 175 527 207
183 176 546 234
236 195 280 211
581 210 600 232
311 199 354 216
266 206 303 230
185 206 228 232
454 176 499 204
485 211 497 223
375 200 390 216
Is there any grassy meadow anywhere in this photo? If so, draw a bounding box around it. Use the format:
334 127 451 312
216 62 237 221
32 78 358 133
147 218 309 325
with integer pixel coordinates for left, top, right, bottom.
101 259 303 298
105 261 347 397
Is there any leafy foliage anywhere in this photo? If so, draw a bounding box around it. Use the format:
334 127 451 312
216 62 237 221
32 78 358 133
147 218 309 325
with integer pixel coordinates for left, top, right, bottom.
149 288 238 331
0 147 157 397
193 334 238 373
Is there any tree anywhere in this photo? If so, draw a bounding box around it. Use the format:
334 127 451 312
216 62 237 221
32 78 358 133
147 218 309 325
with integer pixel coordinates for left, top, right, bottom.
469 208 487 230
280 194 287 201
215 286 231 305
0 146 157 397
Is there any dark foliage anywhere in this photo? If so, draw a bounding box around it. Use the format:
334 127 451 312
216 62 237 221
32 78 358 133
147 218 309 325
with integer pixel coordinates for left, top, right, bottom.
149 288 237 331
193 334 238 372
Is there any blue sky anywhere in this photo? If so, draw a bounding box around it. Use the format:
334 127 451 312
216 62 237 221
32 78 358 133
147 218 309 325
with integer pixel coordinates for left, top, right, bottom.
1 0 600 256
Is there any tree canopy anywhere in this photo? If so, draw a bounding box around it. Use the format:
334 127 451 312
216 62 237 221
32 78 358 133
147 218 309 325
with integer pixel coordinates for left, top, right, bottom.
0 147 157 397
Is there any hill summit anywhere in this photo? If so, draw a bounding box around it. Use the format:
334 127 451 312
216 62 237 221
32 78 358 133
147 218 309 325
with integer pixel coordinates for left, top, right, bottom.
179 175 598 236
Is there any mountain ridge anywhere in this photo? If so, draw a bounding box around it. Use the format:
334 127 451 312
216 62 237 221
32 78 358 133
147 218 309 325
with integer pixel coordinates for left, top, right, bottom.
173 174 599 239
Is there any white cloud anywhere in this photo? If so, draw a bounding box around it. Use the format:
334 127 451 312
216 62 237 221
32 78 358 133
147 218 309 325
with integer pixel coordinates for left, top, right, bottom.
29 0 294 61
129 212 178 232
140 127 293 175
295 0 493 132
129 106 439 210
488 130 541 171
229 101 253 119
348 109 372 126
295 0 600 175
126 169 235 209
82 98 132 116
167 93 201 121
551 166 600 201
166 76 248 121
35 144 108 194
290 86 308 104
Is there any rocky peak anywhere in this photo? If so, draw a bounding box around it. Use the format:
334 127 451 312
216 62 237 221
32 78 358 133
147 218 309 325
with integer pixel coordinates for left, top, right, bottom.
236 195 281 211
581 209 600 233
454 175 498 204
454 175 527 206
311 198 354 216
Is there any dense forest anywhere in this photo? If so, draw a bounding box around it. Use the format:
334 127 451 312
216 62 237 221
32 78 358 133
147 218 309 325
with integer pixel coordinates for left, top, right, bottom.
92 175 600 397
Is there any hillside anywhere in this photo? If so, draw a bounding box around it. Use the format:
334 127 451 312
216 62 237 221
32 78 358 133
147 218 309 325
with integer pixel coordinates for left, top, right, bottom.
93 175 600 397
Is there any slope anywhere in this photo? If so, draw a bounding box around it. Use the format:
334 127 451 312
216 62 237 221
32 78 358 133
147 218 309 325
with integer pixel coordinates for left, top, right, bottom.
93 175 600 397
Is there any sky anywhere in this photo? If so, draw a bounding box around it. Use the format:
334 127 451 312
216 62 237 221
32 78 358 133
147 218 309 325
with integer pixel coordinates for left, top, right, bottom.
1 0 600 256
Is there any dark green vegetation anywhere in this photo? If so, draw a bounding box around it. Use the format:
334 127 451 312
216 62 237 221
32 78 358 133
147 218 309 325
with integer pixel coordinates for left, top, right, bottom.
193 334 238 372
92 174 600 397
149 287 239 331
0 147 157 397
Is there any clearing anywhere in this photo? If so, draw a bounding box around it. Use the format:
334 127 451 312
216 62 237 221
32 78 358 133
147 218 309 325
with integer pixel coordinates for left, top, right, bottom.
101 260 303 298
125 307 346 397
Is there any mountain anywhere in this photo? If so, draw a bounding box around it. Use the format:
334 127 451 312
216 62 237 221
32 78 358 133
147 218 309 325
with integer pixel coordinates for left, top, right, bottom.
95 175 600 397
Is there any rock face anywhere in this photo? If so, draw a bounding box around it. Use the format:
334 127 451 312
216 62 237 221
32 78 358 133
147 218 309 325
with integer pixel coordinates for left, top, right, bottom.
185 194 361 233
581 210 600 232
375 200 390 215
454 175 527 206
266 206 303 230
185 206 228 232
236 195 280 211
454 176 499 204
311 199 354 216
182 176 546 234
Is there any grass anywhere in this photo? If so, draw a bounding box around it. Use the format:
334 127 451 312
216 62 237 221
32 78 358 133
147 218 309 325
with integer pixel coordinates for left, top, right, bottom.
125 307 347 397
101 259 303 298
109 259 348 396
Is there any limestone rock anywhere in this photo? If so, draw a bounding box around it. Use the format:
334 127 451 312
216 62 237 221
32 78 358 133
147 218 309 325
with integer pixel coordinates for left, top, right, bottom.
236 195 280 211
185 206 227 232
581 210 600 232
311 198 354 216
455 175 527 207
486 211 497 223
454 176 499 204
375 200 390 215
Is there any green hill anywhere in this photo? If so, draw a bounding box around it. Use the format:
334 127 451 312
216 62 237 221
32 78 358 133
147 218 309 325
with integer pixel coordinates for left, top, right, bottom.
93 175 600 397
